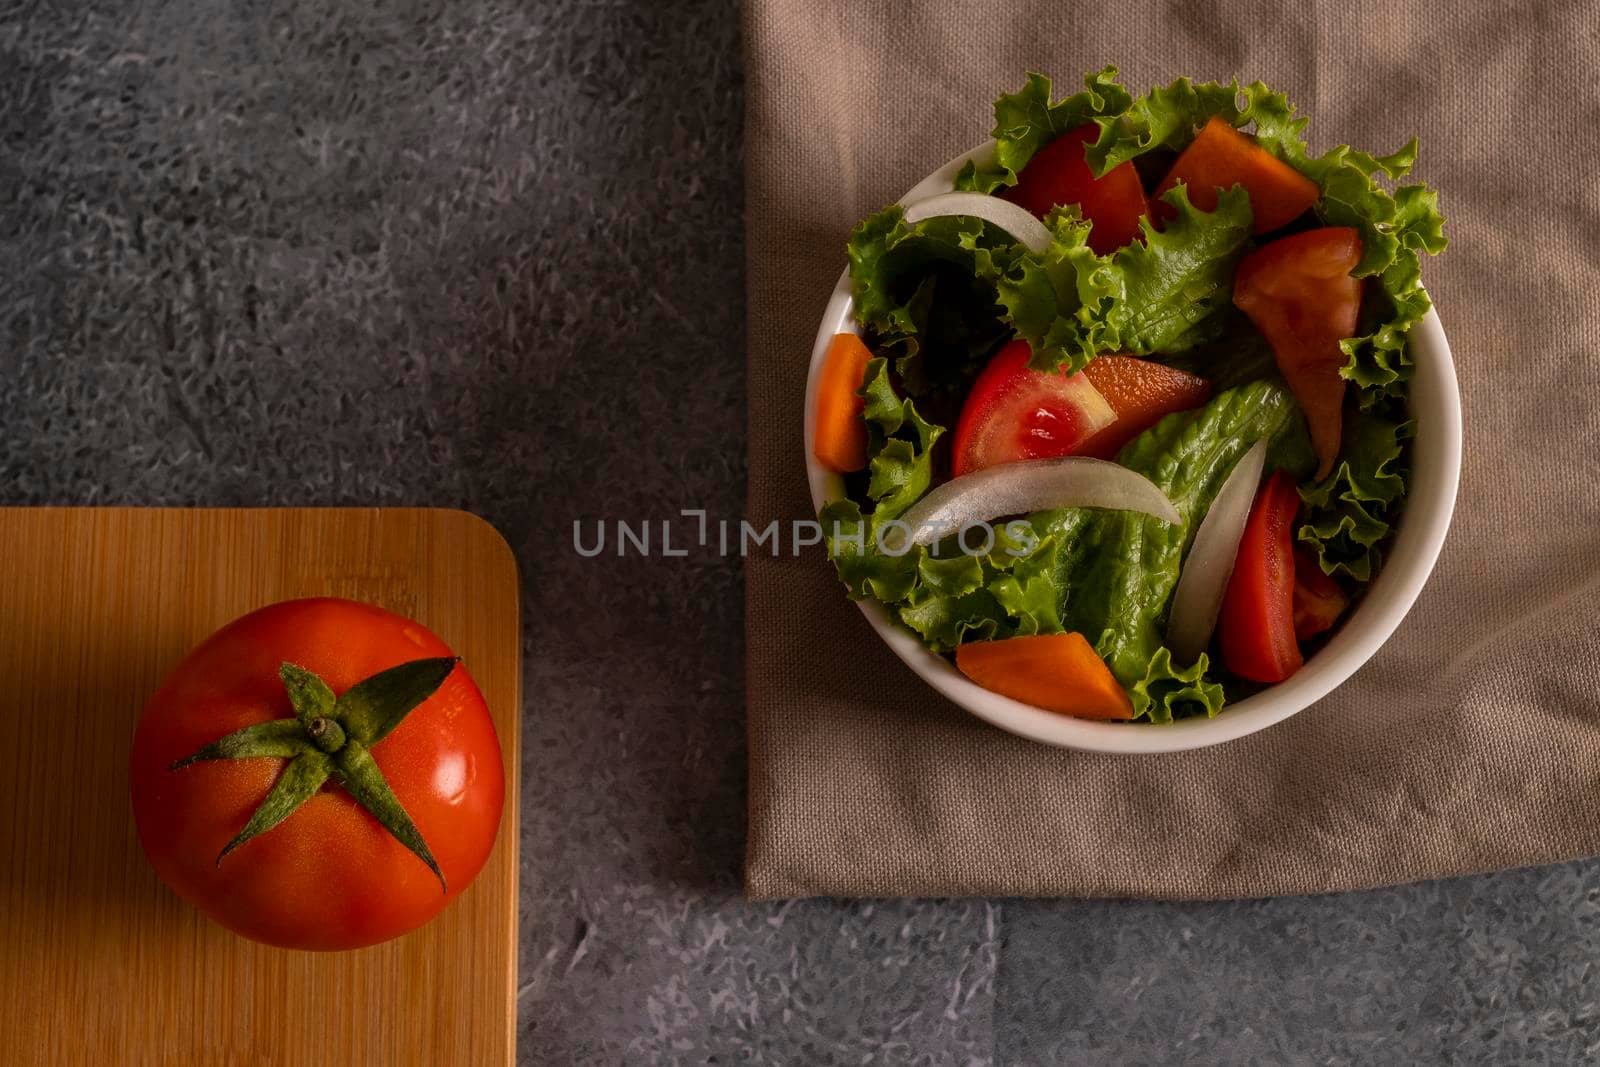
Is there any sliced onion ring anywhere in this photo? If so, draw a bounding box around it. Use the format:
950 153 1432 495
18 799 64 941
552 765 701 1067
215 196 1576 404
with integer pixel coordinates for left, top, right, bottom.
1164 438 1269 665
885 456 1181 554
901 191 1052 254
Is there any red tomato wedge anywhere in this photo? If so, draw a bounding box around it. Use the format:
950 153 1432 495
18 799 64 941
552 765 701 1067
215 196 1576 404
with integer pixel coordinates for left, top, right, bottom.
1292 546 1349 641
1218 471 1304 683
1078 356 1213 459
1154 117 1320 234
812 333 873 473
1233 227 1364 479
950 340 1115 477
1002 123 1150 256
955 632 1134 720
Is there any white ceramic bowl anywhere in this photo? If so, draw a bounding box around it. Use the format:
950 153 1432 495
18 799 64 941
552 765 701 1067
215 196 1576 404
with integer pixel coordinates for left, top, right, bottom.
803 141 1461 754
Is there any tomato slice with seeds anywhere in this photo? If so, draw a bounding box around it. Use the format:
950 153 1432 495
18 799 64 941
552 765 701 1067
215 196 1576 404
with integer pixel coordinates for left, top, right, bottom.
950 340 1116 477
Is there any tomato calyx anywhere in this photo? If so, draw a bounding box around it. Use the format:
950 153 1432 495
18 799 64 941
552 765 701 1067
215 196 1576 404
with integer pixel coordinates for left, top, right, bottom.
169 657 461 892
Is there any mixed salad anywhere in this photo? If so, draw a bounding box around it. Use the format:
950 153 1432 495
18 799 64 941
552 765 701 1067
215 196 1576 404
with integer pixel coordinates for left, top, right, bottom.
812 68 1447 723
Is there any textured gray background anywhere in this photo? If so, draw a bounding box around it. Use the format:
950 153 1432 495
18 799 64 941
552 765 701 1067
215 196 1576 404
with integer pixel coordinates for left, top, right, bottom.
3 1 1597 1063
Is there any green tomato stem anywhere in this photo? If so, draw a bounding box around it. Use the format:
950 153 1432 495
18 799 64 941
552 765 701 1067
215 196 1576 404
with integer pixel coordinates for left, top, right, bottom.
306 716 346 754
169 657 460 885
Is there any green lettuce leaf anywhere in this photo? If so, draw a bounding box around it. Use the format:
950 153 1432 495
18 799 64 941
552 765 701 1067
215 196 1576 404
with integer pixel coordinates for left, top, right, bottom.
1155 307 1279 391
980 184 1254 373
1296 404 1413 580
846 208 1019 398
818 356 945 601
858 356 942 522
819 498 920 604
953 66 1132 192
1082 75 1247 174
1062 380 1312 719
1132 648 1225 726
897 525 1068 651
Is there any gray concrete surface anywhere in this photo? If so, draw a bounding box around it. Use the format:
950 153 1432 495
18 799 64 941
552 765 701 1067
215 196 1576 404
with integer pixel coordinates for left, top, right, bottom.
3 1 1597 1063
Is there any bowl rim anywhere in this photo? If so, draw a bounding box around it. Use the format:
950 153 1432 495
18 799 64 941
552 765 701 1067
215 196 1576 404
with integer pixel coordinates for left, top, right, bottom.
802 139 1462 755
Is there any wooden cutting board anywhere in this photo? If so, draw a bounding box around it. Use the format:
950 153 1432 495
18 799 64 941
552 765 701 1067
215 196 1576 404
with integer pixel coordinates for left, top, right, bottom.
0 508 521 1066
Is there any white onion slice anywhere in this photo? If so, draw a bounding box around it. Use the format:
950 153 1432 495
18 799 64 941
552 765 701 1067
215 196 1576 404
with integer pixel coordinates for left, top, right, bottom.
1164 439 1269 665
886 456 1181 553
901 191 1052 254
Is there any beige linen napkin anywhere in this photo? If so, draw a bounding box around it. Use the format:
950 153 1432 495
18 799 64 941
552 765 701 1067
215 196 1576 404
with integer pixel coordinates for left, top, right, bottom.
743 0 1600 899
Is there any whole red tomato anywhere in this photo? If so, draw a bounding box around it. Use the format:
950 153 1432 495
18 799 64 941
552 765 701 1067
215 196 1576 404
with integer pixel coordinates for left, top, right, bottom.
130 597 504 950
